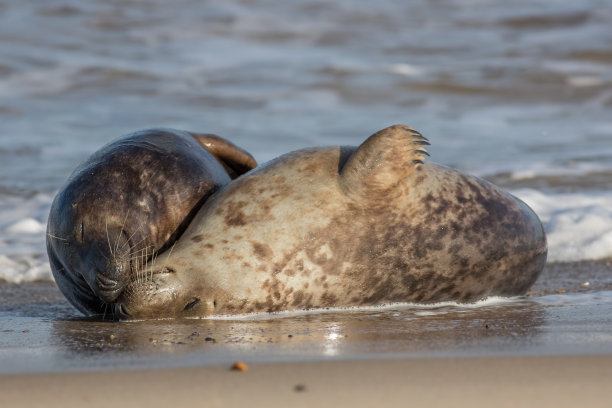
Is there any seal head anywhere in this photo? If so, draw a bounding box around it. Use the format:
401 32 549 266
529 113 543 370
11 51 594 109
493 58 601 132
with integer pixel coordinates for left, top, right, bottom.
46 129 256 315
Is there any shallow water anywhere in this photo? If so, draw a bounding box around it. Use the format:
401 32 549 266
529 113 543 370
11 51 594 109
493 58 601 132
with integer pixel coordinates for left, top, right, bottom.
1 0 612 373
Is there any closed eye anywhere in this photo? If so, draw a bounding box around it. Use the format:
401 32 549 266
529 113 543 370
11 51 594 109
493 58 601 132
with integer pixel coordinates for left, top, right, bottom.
183 298 200 311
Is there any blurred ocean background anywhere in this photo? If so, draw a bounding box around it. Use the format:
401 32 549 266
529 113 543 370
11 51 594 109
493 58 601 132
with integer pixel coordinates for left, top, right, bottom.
1 0 612 284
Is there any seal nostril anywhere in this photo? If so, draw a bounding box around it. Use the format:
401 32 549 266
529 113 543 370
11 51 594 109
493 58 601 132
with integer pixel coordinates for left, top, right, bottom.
213 300 217 308
115 303 131 319
97 273 118 289
183 298 200 311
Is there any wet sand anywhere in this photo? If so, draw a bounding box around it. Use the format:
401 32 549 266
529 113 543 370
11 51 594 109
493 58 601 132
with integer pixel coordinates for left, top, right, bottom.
1 355 611 408
0 260 611 405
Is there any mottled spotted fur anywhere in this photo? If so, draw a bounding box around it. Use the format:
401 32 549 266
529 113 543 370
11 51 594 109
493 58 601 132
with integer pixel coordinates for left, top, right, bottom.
117 125 547 318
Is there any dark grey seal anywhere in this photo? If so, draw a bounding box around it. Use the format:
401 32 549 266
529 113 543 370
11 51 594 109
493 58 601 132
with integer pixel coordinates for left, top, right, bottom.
46 129 256 316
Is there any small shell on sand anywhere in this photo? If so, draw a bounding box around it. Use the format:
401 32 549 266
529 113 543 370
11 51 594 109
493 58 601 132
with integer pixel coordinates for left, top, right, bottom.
232 362 248 372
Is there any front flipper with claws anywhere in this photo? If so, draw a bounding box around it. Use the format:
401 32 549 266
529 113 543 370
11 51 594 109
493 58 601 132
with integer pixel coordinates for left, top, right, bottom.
340 124 430 197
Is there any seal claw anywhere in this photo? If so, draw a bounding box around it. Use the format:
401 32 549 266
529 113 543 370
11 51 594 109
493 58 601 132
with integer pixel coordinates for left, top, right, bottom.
403 127 422 136
412 139 431 146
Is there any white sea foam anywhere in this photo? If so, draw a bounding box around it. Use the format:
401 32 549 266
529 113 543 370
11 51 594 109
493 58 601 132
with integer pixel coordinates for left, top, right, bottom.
202 296 519 320
0 255 51 284
514 188 612 262
0 194 53 283
6 218 46 235
567 75 603 88
385 63 423 76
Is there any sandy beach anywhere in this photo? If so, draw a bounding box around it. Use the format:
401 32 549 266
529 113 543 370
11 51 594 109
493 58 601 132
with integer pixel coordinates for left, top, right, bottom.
1 355 611 408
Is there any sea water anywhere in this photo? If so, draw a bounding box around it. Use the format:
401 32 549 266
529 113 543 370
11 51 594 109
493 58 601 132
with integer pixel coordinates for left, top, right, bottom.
1 0 612 371
1 0 612 282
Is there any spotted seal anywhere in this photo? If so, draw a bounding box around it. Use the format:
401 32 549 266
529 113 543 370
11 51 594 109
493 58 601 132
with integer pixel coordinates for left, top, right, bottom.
46 129 257 315
114 124 547 319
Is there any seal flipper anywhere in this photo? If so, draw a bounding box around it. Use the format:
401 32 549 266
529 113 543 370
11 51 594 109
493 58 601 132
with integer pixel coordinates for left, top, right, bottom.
188 133 258 178
339 124 429 196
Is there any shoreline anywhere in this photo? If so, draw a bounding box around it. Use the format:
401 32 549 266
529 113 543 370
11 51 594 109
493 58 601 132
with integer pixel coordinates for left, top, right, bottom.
1 355 611 408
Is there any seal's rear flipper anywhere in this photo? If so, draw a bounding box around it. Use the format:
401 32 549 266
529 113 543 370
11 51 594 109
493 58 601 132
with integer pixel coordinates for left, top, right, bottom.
189 133 258 178
339 124 429 196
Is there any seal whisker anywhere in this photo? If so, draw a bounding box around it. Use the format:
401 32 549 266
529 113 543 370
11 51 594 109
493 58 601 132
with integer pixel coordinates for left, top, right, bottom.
125 246 147 261
132 250 144 285
120 244 153 275
121 221 147 253
126 245 151 258
145 246 151 282
149 248 157 282
141 248 150 280
46 233 68 242
114 210 132 256
163 242 177 270
122 228 154 260
106 221 113 257
130 249 140 279
137 248 149 285
151 249 162 282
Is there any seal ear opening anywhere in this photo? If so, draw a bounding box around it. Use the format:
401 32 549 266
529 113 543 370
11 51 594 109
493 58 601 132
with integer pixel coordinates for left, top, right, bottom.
339 124 429 196
188 133 258 178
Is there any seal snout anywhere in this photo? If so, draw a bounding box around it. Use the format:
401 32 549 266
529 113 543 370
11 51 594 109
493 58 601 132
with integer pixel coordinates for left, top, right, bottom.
95 272 126 303
113 302 132 320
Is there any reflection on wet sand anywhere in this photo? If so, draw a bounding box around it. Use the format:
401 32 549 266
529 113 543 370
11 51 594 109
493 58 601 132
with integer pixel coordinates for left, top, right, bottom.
50 299 546 361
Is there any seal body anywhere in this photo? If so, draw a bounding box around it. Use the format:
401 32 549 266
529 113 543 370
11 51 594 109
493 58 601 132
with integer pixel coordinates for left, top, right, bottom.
117 125 547 319
46 129 257 315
